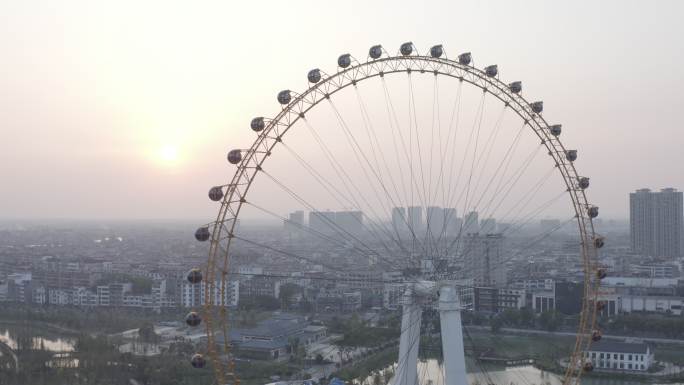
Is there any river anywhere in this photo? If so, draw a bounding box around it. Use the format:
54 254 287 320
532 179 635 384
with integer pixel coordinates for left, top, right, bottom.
0 323 75 352
359 360 684 385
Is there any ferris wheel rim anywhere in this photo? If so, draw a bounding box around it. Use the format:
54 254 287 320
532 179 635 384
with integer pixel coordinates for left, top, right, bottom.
199 47 601 385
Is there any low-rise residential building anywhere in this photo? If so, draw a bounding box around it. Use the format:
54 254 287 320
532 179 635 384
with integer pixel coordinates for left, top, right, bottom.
228 314 327 361
584 341 654 371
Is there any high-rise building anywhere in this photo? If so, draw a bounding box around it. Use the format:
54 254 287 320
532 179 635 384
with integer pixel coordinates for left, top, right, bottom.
630 189 656 255
630 188 683 258
392 207 407 235
463 211 479 234
408 206 423 233
426 206 445 238
335 211 363 236
287 210 304 226
181 280 239 308
655 188 683 258
284 210 305 237
443 208 461 238
309 211 337 234
461 233 506 287
480 217 497 234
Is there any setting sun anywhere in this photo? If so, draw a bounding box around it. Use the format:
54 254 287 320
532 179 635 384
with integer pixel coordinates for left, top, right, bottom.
156 144 180 166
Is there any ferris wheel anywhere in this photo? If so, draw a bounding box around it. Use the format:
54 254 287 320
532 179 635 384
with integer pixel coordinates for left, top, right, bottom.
186 42 605 385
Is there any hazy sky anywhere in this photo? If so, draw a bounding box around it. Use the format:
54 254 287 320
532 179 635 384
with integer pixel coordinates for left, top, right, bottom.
1 0 683 221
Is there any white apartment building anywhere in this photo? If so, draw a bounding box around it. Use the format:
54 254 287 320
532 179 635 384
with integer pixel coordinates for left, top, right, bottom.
181 280 239 308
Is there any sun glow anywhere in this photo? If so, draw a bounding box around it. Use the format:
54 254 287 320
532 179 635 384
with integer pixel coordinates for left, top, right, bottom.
155 144 180 166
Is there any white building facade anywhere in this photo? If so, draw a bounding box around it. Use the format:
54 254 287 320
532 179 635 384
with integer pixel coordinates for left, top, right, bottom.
584 342 654 371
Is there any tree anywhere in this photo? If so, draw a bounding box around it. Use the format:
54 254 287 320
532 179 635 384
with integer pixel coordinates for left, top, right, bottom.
500 309 520 327
519 307 535 328
138 321 160 343
490 316 503 333
538 310 561 332
279 283 302 309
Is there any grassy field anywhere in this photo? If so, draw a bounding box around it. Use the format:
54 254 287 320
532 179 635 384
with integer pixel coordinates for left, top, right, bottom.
466 329 684 379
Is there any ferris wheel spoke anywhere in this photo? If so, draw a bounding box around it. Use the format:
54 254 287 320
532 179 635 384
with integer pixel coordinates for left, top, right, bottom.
246 201 382 261
422 75 444 257
500 216 575 270
477 143 545 222
260 169 394 261
432 104 507 255
494 166 557 227
441 81 463 207
407 73 430 219
467 105 508 199
353 87 411 250
431 81 464 255
330 100 416 252
280 141 405 255
454 214 573 285
381 78 430 210
442 91 486 221
499 189 568 237
299 117 409 257
443 141 544 257
281 142 355 209
438 92 487 257
462 121 526 220
408 74 442 258
326 99 423 255
231 234 339 271
454 91 488 221
382 77 432 254
354 87 403 207
380 79 412 214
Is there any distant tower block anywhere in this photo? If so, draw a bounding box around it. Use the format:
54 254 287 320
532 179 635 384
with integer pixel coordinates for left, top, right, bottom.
284 210 304 231
462 233 507 287
630 188 683 259
335 210 363 236
463 211 479 234
392 207 408 236
408 206 424 233
443 208 461 238
480 217 497 234
426 206 446 238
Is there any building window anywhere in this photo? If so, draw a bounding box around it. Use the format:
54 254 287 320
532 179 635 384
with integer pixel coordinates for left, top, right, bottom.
600 353 604 359
620 354 624 360
628 364 632 370
620 363 624 369
628 354 632 360
613 353 617 359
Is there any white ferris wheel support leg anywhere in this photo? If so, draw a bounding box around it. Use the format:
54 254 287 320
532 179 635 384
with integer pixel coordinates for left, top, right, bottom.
439 284 468 385
392 288 422 385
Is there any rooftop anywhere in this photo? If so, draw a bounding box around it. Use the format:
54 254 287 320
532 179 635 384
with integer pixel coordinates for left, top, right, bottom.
587 341 649 354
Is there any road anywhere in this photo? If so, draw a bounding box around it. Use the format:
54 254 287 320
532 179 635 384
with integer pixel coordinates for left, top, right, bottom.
466 325 684 345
